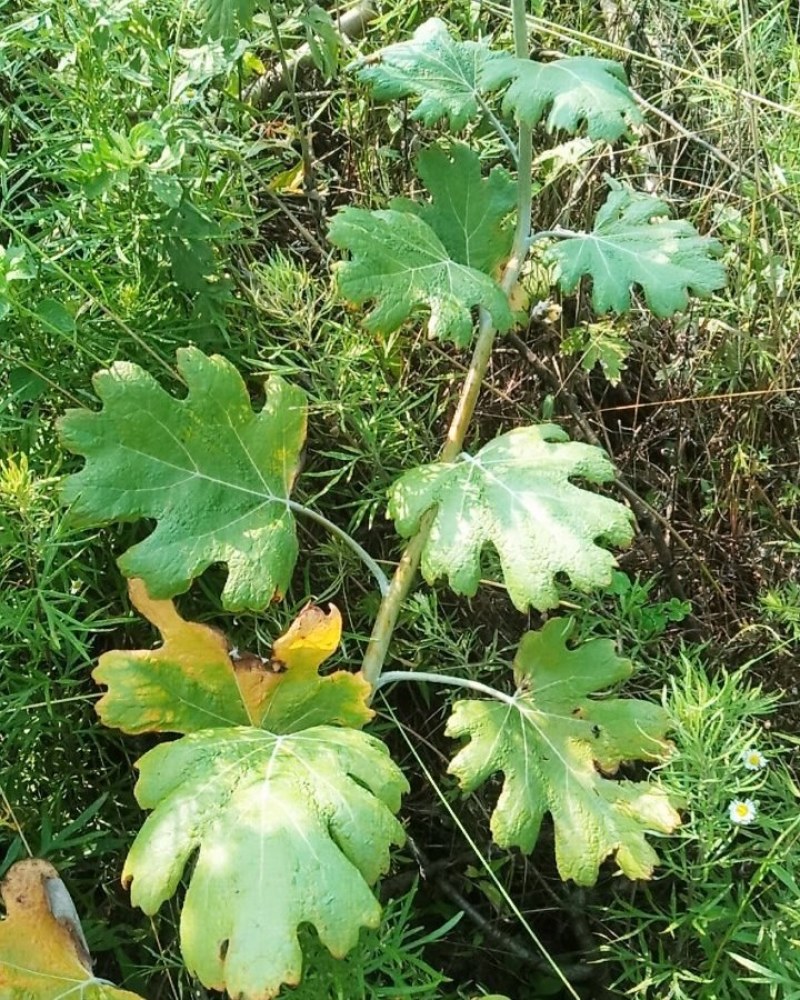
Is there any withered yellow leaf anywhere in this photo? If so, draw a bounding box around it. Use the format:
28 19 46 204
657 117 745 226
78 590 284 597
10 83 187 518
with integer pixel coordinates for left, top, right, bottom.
273 602 342 670
95 581 372 735
0 859 143 1000
253 603 373 731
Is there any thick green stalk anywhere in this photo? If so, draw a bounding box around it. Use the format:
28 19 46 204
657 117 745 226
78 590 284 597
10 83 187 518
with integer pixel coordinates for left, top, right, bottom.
360 1 534 689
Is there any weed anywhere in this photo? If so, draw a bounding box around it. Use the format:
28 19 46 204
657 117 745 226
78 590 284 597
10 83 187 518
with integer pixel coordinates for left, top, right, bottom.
598 652 800 998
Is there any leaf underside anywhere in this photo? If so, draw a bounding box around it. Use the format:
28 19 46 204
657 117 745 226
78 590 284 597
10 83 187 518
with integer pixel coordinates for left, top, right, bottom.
94 580 372 735
547 184 727 316
388 424 634 611
446 619 681 885
58 347 307 611
125 726 408 1000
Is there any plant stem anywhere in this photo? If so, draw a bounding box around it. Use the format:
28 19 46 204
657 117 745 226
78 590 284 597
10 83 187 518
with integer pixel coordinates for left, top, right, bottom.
287 500 389 596
476 94 518 163
360 0 534 690
376 670 519 708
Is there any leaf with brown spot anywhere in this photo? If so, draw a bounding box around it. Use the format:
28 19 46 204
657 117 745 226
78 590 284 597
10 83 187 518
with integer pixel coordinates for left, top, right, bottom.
0 859 143 1000
94 581 372 735
255 604 373 731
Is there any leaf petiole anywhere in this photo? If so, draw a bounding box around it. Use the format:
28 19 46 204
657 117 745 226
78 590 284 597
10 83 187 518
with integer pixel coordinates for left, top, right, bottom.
527 227 582 245
286 499 390 596
376 670 518 707
476 93 518 163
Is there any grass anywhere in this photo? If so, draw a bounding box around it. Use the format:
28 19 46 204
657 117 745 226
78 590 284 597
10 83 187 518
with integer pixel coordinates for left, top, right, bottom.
597 652 800 999
1 0 800 997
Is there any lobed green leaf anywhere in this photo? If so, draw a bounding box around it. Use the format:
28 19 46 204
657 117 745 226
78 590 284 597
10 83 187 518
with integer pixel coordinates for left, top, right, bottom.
58 347 307 611
481 53 642 141
388 424 634 611
329 206 512 346
547 183 727 316
394 143 515 275
197 0 255 39
353 17 640 142
447 619 680 885
353 18 491 130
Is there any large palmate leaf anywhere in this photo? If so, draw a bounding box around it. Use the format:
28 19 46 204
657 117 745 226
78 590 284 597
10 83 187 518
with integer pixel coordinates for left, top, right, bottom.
353 18 639 143
354 18 491 129
446 620 680 885
59 347 307 610
94 579 372 734
388 425 633 611
481 54 641 141
394 143 515 275
0 859 143 1000
546 184 727 316
329 207 513 346
124 726 408 999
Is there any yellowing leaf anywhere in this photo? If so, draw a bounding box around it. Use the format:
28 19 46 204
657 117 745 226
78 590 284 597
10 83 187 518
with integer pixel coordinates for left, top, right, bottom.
269 160 305 194
94 580 372 735
272 602 342 670
238 602 373 731
94 578 250 733
124 726 407 999
0 859 143 1000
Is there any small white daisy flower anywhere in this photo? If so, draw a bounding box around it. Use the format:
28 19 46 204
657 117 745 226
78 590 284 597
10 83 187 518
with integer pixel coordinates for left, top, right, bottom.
729 798 757 825
740 747 767 771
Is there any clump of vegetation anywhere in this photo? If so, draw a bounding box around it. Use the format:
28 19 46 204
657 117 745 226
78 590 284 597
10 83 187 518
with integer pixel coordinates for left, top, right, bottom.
599 655 800 999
